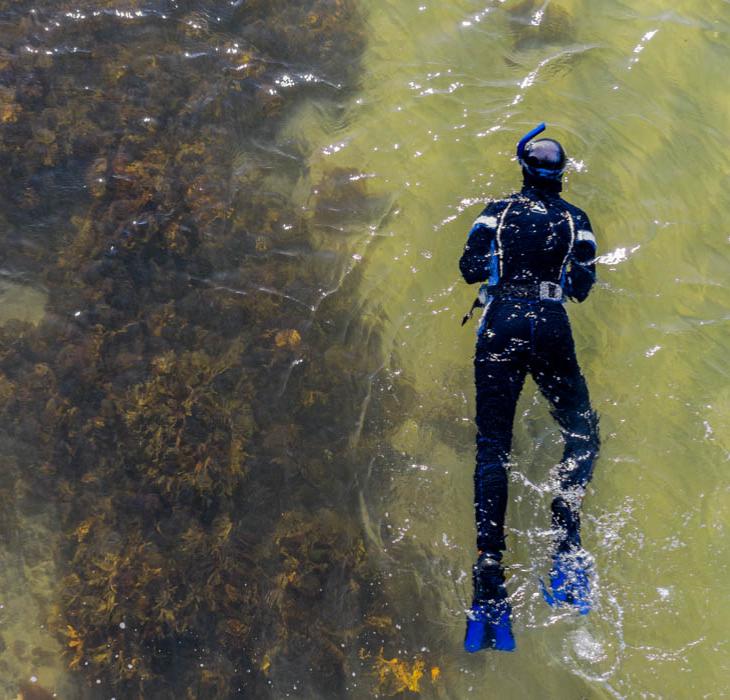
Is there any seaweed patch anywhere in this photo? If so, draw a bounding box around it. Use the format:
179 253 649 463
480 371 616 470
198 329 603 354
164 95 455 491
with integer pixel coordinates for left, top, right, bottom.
0 1 432 697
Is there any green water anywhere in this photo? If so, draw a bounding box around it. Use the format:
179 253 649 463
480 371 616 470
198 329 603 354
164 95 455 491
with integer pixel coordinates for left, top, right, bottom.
1 0 729 697
305 0 730 696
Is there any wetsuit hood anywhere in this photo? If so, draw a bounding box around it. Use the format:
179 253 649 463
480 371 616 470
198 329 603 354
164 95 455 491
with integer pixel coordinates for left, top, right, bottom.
522 172 562 194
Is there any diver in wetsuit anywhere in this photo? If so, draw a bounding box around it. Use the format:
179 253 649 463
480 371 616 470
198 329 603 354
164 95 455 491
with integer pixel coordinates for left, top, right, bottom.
460 124 600 653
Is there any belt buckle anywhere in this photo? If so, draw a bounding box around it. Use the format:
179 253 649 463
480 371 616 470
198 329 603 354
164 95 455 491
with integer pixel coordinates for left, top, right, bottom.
539 281 562 301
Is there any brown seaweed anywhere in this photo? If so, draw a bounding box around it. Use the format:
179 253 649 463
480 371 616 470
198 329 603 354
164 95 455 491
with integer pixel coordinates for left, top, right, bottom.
0 0 425 697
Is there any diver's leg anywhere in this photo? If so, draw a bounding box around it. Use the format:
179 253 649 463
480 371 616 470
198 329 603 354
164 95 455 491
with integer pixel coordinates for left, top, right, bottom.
550 403 599 552
531 305 599 548
531 305 599 612
466 305 527 651
473 323 527 560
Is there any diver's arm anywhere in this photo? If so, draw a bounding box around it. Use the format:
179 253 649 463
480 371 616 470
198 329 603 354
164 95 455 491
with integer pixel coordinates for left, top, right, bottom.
459 204 500 284
566 209 597 302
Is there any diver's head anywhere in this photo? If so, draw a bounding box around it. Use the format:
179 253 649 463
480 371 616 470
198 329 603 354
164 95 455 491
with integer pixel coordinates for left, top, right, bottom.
520 139 567 181
520 138 566 181
515 123 566 191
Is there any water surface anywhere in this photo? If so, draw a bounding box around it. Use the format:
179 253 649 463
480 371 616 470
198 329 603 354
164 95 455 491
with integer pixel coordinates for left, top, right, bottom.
325 0 730 697
0 0 728 698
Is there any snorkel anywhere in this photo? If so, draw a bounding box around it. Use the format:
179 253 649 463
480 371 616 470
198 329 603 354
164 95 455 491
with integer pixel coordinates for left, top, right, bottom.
516 122 546 162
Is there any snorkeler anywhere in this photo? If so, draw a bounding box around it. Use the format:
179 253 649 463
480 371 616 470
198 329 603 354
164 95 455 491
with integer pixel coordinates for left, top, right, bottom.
459 124 600 653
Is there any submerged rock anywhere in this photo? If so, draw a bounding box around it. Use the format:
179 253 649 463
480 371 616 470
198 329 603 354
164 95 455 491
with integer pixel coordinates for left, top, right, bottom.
506 0 576 51
0 280 47 327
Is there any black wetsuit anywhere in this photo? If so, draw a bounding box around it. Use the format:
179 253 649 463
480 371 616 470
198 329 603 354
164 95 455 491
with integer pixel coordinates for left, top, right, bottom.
459 180 600 559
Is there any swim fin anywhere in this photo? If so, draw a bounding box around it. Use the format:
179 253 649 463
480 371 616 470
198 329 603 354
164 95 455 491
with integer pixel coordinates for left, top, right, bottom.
541 548 592 615
464 599 515 652
464 552 515 652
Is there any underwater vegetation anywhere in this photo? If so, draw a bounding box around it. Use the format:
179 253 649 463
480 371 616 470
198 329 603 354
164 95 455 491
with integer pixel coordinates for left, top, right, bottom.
368 648 440 697
0 1 434 696
505 0 576 51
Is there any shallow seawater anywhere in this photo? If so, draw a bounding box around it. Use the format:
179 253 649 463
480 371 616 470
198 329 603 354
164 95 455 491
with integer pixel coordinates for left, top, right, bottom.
318 0 730 697
0 0 729 698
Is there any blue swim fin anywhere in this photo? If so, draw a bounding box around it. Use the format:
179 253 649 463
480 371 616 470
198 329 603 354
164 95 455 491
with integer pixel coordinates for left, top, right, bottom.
464 600 516 652
541 548 592 615
464 553 516 652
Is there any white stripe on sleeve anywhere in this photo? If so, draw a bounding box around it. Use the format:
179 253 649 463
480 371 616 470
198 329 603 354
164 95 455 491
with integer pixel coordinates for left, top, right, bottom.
576 229 596 246
473 215 498 229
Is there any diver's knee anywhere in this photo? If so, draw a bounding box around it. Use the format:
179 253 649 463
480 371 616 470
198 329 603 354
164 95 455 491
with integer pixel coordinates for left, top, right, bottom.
476 433 511 468
475 459 507 486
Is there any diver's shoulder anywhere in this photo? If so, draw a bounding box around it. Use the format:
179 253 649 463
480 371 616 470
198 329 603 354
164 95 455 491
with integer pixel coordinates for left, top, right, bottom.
489 193 521 205
479 195 517 214
558 197 590 220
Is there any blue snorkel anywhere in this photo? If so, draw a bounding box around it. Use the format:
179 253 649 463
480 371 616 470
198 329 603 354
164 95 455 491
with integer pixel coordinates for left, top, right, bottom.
516 122 546 161
517 122 566 180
